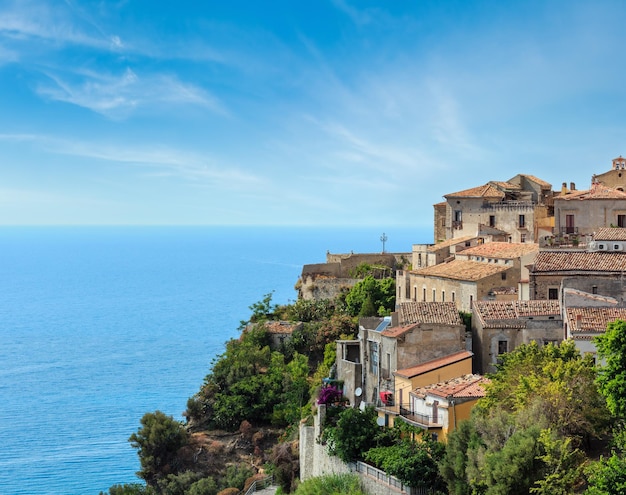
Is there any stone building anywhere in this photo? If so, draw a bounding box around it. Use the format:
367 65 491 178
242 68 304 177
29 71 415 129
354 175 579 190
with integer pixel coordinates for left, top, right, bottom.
472 300 563 373
397 258 516 312
528 250 626 301
438 174 553 244
336 303 465 410
593 156 626 190
564 306 626 360
553 182 626 237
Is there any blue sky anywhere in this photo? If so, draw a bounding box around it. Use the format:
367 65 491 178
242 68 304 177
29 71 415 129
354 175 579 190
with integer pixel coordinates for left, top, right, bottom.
2 0 626 227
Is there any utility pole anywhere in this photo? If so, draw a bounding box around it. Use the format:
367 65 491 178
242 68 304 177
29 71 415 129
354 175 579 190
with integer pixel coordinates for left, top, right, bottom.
380 232 388 253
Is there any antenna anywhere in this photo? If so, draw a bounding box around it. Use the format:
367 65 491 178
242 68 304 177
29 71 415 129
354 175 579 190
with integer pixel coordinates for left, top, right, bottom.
380 232 388 253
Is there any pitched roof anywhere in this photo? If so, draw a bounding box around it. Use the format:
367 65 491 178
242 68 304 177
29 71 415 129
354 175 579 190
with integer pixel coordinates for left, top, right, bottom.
565 307 626 337
516 174 552 189
531 251 626 273
427 235 475 252
473 300 561 329
459 242 538 259
392 302 463 328
490 181 521 190
395 350 473 379
411 374 489 400
557 183 626 201
412 259 509 281
594 228 626 241
444 183 505 200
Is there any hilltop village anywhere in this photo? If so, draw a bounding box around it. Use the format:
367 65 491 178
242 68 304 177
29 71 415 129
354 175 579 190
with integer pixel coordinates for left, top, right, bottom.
296 156 626 491
112 157 626 495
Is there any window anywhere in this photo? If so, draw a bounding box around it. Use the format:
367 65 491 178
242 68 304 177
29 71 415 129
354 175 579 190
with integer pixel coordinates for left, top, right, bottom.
498 340 508 355
519 214 525 228
548 288 559 300
418 253 422 267
566 214 575 234
489 215 496 227
454 210 462 222
433 289 436 301
452 292 455 302
423 287 426 302
520 233 526 243
501 272 507 280
619 215 626 228
592 285 598 294
369 341 379 374
442 290 445 302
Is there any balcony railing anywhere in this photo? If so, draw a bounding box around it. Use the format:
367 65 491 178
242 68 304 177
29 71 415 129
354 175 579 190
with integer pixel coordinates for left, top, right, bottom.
399 405 441 427
452 220 463 230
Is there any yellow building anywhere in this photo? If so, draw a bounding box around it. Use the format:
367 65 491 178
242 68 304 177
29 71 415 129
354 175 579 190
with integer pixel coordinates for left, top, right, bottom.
377 350 473 429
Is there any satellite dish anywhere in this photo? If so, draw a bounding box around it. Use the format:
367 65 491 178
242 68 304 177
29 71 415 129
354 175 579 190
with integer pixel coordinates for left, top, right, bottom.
376 417 386 426
359 401 366 411
355 387 362 397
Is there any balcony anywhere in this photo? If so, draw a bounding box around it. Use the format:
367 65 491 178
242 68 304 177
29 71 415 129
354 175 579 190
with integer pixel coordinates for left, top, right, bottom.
452 220 463 230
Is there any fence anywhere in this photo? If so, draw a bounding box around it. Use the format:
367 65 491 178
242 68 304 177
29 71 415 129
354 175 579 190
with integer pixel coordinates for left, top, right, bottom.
242 475 273 495
350 461 434 495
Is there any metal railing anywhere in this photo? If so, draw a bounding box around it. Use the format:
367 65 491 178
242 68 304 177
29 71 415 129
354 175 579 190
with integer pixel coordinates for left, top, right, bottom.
350 461 434 495
242 475 273 495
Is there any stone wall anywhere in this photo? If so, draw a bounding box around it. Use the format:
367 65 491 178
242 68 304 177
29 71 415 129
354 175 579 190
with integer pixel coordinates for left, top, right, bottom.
299 405 413 495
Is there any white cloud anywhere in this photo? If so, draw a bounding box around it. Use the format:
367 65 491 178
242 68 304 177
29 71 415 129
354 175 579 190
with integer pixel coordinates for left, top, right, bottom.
36 67 226 118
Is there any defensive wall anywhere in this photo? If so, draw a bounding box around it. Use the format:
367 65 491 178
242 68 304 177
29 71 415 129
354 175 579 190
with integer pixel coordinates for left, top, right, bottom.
297 252 410 301
299 405 426 495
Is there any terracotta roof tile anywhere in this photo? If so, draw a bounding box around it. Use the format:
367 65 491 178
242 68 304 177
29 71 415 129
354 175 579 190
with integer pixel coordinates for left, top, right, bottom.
444 184 505 200
532 251 626 273
264 321 302 334
558 183 626 200
381 323 419 338
460 242 538 259
427 235 475 252
474 300 561 329
394 302 463 327
594 228 626 241
412 259 509 281
395 350 473 379
566 307 626 336
412 374 489 400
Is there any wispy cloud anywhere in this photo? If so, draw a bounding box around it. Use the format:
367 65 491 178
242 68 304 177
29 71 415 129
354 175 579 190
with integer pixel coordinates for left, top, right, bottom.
0 133 263 190
36 67 227 118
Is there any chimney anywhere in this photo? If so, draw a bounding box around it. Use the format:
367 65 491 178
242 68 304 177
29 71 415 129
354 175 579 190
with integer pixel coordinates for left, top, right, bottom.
570 182 576 191
561 182 569 194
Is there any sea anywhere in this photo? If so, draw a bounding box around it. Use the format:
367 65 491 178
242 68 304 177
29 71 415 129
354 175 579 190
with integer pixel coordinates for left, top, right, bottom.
0 226 430 495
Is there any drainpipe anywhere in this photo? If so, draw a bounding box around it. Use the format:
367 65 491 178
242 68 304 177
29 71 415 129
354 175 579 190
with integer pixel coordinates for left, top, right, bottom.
451 399 457 430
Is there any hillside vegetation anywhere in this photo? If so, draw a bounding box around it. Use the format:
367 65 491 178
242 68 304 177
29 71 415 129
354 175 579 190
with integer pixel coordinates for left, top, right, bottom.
102 277 626 495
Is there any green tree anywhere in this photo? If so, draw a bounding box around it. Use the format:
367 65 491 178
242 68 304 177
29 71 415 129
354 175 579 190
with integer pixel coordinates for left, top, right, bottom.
365 429 446 490
585 453 626 495
595 318 626 418
477 340 608 443
345 276 395 317
187 477 218 495
100 484 154 495
325 406 380 462
129 411 189 487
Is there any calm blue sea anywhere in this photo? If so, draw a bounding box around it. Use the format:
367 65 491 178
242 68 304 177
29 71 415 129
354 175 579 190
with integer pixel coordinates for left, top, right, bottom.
0 226 429 495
